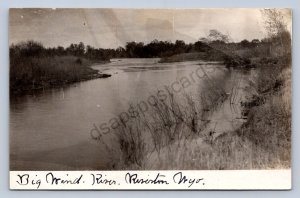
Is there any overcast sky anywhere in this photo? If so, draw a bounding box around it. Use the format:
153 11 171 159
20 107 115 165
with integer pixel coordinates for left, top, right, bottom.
9 8 291 49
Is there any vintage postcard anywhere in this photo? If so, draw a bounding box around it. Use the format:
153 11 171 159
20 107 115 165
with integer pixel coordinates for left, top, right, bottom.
9 8 292 190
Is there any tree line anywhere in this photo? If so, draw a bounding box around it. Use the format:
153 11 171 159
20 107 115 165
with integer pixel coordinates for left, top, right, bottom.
10 34 270 62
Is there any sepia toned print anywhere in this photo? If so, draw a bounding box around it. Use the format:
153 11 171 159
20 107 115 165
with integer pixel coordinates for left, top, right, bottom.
9 8 291 173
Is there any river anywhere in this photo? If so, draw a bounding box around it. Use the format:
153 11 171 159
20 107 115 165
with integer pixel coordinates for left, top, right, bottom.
10 58 250 170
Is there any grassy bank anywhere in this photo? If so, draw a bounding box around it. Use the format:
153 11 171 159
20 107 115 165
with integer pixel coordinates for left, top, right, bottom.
102 62 291 170
155 63 291 170
10 41 112 95
183 63 291 170
10 55 111 95
95 42 291 170
159 48 226 63
159 51 226 63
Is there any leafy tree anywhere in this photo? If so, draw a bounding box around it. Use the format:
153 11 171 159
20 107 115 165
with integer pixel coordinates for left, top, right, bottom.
208 29 230 43
240 39 251 48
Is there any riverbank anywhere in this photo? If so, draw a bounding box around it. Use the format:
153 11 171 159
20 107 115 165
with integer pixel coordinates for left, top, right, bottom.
196 63 291 169
159 51 226 63
165 62 290 169
158 45 227 64
102 56 291 170
158 48 256 70
10 55 111 95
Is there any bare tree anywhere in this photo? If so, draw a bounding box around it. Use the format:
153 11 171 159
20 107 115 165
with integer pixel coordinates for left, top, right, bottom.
206 29 231 43
261 9 287 38
261 9 291 56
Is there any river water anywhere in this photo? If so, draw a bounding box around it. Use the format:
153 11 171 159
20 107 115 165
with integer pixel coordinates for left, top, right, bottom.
10 58 249 170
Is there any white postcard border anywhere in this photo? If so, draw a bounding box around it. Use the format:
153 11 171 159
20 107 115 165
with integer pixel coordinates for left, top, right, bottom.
10 169 291 190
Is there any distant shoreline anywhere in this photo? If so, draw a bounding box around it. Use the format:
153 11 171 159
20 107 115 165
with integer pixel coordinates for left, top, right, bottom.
10 57 111 96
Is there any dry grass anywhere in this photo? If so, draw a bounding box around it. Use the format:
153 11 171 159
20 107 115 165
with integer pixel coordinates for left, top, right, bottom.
238 66 291 168
10 55 98 94
97 40 291 170
98 63 291 170
98 67 235 170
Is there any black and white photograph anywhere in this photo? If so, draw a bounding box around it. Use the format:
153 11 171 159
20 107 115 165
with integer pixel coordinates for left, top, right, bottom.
9 8 292 189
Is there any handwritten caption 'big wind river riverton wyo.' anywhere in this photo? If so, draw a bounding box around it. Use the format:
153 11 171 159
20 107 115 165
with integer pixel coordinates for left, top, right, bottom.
11 171 205 189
